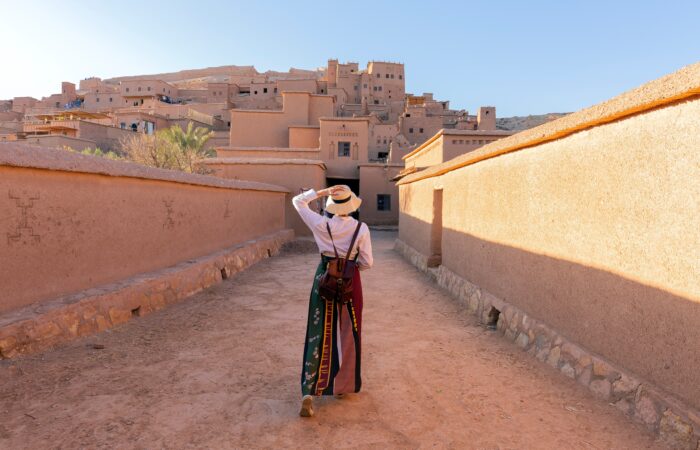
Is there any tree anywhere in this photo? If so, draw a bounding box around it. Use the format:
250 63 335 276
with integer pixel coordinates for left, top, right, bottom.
119 122 214 174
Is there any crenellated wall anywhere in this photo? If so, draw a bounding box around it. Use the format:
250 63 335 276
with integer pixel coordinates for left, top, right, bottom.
397 62 700 442
0 143 289 315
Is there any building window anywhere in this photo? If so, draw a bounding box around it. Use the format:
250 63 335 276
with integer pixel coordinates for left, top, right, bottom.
377 194 391 211
126 87 130 92
405 113 411 118
274 87 278 93
363 83 367 88
263 88 268 93
419 128 424 133
338 141 351 157
120 122 126 129
227 121 231 127
147 86 151 91
109 97 112 102
254 91 258 95
374 100 379 105
354 85 358 90
376 73 380 78
163 88 165 92
391 74 395 79
138 87 142 92
385 74 389 79
373 86 377 91
321 89 324 93
378 86 382 91
96 97 100 102
399 75 403 80
409 128 413 133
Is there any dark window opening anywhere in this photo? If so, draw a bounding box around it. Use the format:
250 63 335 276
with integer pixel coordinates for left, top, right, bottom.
405 113 411 117
399 74 403 79
274 87 278 93
376 73 380 78
254 90 258 95
338 141 351 157
263 88 268 93
377 194 391 211
96 97 100 102
385 74 389 78
409 128 413 133
373 100 379 105
221 268 228 280
419 128 424 133
109 97 112 102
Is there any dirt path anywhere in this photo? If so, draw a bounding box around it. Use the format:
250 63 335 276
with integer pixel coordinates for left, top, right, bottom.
0 231 664 449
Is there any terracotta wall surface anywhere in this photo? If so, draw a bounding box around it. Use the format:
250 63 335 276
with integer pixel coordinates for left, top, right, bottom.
0 143 288 315
358 164 403 225
398 63 700 410
203 158 326 236
288 126 320 148
216 146 321 159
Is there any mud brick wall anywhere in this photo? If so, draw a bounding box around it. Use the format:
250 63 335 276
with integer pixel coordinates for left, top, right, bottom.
0 143 289 314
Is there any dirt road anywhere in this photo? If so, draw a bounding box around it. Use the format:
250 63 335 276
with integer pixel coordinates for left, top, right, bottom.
0 231 664 449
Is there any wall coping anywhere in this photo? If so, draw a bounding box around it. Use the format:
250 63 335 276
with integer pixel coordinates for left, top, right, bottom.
204 157 326 168
216 146 320 153
0 142 289 193
399 61 700 185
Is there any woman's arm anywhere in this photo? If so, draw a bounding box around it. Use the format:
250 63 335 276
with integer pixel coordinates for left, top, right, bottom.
292 188 325 231
356 225 374 270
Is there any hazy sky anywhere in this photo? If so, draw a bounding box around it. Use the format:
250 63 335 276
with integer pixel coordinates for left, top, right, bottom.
2 0 698 116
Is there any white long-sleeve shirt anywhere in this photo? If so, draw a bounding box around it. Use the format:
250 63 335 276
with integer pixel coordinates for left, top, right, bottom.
292 189 373 270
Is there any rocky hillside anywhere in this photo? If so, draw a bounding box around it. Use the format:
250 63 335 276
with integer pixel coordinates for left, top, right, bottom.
496 113 569 131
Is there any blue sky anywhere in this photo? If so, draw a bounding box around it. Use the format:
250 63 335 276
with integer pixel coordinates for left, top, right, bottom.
2 0 698 116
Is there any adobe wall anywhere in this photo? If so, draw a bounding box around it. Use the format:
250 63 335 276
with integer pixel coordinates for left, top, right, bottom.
216 146 321 159
203 158 326 236
397 62 700 412
358 164 402 225
289 126 320 148
25 135 97 151
0 143 288 315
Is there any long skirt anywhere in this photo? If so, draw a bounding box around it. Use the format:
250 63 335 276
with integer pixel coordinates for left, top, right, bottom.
301 256 363 396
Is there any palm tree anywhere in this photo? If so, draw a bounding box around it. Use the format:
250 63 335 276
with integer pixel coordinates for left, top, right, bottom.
158 122 214 173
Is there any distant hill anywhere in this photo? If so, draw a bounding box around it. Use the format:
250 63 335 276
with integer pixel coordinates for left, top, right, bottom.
496 113 569 131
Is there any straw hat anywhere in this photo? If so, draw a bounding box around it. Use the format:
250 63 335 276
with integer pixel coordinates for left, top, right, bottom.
325 185 362 216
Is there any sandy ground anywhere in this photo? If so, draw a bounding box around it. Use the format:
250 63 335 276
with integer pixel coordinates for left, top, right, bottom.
0 231 665 449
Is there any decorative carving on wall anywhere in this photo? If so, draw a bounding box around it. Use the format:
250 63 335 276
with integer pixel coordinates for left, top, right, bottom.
7 189 41 245
162 198 175 229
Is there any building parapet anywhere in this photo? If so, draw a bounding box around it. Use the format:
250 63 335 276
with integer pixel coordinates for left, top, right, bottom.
399 61 700 185
0 143 288 193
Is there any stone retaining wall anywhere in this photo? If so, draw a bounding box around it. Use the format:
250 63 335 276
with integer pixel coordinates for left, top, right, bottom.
0 229 293 359
396 238 700 450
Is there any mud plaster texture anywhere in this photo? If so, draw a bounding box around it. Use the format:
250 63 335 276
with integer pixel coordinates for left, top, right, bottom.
396 238 700 450
0 229 293 360
0 232 667 449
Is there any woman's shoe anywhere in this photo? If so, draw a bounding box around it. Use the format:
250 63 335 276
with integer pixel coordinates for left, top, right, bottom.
299 395 314 417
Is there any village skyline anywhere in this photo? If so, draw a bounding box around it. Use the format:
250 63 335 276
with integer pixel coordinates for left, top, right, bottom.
2 0 699 116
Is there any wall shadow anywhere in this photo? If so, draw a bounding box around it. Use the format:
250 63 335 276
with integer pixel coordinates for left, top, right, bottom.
398 215 700 411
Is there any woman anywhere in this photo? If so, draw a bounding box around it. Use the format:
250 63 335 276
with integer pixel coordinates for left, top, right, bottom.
292 185 373 418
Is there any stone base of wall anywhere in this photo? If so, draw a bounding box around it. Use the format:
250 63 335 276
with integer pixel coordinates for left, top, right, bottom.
395 238 700 449
0 229 294 360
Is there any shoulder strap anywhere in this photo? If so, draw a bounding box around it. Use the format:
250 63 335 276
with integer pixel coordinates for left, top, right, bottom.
326 223 339 258
344 222 363 262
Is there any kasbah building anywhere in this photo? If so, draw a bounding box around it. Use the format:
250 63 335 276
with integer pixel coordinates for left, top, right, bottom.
0 59 512 234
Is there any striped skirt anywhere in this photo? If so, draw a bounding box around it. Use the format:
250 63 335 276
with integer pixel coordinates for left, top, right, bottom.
301 256 363 396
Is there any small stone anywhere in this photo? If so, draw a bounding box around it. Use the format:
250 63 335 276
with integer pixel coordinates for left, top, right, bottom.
614 398 634 415
575 355 592 376
504 328 517 341
546 346 561 368
560 363 575 379
535 334 550 352
589 379 612 400
0 336 18 358
613 374 640 397
108 308 131 326
634 394 660 428
536 348 550 363
515 333 530 349
659 410 696 450
593 358 619 380
577 365 593 387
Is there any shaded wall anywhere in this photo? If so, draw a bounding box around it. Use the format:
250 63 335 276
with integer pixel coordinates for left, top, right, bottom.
398 86 700 408
204 158 326 236
359 164 402 225
0 143 288 314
